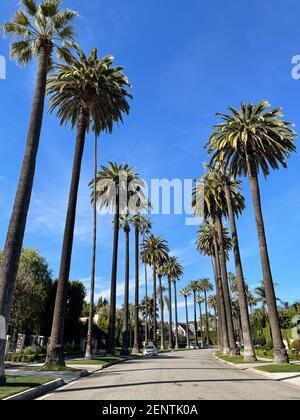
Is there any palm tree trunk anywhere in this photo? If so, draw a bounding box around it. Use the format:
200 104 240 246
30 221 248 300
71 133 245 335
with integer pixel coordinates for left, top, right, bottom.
0 47 50 384
46 109 89 367
224 181 256 361
158 276 165 350
204 290 210 345
184 296 190 348
133 225 140 353
85 134 98 360
167 275 173 349
211 257 223 350
173 281 179 350
216 215 239 356
198 300 203 345
193 290 199 347
153 266 157 344
121 228 130 356
143 233 148 345
107 191 120 355
247 159 288 364
213 239 230 355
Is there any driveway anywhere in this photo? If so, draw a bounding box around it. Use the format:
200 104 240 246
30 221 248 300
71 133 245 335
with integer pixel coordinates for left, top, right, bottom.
39 349 300 400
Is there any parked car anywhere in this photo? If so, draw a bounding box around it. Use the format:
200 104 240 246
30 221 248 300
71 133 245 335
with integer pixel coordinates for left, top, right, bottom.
190 342 199 350
143 344 158 356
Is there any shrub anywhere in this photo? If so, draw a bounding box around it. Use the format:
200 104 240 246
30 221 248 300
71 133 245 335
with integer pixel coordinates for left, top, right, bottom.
254 335 266 347
291 340 300 352
23 345 44 356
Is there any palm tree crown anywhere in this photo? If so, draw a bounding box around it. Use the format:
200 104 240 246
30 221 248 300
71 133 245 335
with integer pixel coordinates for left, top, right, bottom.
140 235 169 268
206 101 296 177
2 0 78 65
47 47 132 135
196 221 232 259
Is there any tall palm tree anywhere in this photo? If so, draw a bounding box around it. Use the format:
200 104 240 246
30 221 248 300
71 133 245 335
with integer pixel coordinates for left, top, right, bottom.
196 293 204 344
139 217 152 345
163 256 183 350
171 259 183 350
120 215 132 356
131 213 150 353
180 287 191 348
196 221 231 354
207 165 256 361
193 170 238 355
198 279 213 345
189 281 200 347
45 49 132 367
140 235 169 344
208 294 218 340
85 131 99 360
207 101 296 364
157 265 167 350
93 163 145 355
0 0 78 382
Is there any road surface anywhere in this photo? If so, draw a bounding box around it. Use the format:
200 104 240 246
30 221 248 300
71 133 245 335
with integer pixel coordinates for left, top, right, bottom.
40 349 300 400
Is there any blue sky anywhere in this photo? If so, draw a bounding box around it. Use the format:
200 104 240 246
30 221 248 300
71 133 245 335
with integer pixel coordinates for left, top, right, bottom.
0 0 299 322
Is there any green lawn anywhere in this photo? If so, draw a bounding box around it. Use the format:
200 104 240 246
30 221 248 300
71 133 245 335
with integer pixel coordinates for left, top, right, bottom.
67 355 124 365
257 364 300 373
0 375 54 400
215 352 265 365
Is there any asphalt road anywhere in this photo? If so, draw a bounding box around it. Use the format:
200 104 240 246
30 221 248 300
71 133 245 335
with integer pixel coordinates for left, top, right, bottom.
40 349 300 400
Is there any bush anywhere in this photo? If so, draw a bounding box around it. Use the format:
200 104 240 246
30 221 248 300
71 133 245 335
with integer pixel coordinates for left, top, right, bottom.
291 340 300 352
23 345 44 356
254 335 266 347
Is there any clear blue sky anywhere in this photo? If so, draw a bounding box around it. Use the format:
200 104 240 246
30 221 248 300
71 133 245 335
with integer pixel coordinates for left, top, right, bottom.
0 0 299 322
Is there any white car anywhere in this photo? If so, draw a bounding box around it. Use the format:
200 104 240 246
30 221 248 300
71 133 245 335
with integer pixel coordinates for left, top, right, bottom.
143 344 158 356
190 343 199 350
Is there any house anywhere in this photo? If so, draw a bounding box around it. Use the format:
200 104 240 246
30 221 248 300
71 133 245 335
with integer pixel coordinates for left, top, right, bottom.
292 315 300 341
173 323 195 337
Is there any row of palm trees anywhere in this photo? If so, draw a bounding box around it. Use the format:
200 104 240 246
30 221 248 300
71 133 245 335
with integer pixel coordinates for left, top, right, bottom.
0 0 134 383
180 279 214 349
192 101 296 364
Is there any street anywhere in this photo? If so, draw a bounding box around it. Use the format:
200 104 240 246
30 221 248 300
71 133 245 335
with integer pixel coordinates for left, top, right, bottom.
40 350 300 400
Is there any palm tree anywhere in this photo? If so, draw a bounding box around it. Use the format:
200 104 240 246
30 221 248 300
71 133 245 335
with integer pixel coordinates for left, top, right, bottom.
0 0 78 382
207 165 256 361
208 295 218 340
140 217 152 345
196 221 231 354
207 101 296 364
44 48 132 366
120 215 132 356
85 131 99 360
193 169 238 355
180 287 191 348
93 163 145 355
198 279 213 345
140 235 169 344
131 213 151 354
189 281 200 347
157 265 167 350
196 293 204 344
171 259 183 350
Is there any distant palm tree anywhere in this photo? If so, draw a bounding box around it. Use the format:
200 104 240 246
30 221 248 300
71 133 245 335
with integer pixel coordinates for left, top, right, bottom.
208 295 218 339
196 221 231 354
140 235 169 344
189 281 201 348
180 287 191 348
198 279 213 345
45 49 132 367
93 163 145 354
207 101 296 364
120 215 132 356
139 217 152 345
196 293 204 344
171 260 183 350
85 131 99 360
0 0 78 381
157 265 167 350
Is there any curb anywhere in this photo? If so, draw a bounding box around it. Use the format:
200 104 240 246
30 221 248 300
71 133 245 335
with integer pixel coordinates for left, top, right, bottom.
246 367 300 382
213 353 242 368
3 378 65 401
